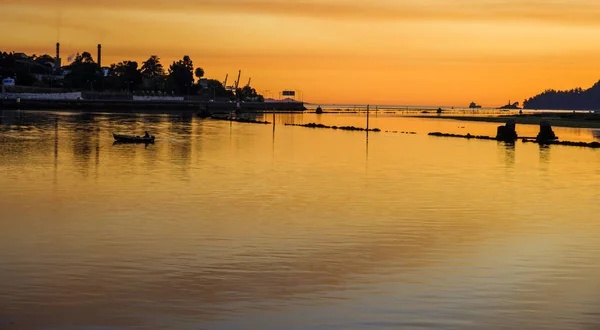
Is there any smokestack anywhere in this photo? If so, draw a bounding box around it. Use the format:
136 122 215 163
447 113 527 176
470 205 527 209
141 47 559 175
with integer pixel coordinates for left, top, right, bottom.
97 44 102 68
55 42 61 70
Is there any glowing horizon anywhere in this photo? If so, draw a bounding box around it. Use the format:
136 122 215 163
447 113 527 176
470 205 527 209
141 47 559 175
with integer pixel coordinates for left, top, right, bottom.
3 0 600 107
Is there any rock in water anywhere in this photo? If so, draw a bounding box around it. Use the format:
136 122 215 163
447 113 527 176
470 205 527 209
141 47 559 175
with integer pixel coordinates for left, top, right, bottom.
536 120 558 143
496 119 518 142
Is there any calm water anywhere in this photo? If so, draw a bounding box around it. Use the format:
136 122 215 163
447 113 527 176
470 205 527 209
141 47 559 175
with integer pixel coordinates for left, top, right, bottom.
1 110 600 329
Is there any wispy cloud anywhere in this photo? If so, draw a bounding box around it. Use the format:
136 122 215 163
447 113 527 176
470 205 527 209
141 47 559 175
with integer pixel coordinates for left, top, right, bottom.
3 0 600 25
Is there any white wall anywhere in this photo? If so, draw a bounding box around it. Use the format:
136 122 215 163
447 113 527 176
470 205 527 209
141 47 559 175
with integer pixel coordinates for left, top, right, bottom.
0 92 82 100
132 96 184 101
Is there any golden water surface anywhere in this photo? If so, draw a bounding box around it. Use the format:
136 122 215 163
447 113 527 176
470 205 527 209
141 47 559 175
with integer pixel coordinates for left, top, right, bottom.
1 111 600 329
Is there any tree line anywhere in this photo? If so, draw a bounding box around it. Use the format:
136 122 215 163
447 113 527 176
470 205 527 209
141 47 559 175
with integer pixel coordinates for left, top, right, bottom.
523 80 600 110
0 50 263 101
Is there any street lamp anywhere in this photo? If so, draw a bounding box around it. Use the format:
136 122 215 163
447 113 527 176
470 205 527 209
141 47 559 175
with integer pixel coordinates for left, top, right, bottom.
296 89 304 102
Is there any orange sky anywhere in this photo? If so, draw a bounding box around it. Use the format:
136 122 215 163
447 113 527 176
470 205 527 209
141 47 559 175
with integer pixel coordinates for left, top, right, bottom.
2 0 600 106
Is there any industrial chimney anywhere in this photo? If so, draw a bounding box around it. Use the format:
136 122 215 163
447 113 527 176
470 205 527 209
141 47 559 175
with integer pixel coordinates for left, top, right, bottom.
97 44 102 68
55 42 61 71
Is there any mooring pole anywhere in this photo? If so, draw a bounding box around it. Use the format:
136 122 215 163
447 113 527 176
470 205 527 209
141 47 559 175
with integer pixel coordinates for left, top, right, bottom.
366 104 370 131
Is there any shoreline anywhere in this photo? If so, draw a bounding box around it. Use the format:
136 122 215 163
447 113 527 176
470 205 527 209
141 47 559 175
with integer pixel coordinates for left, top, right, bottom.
408 113 600 129
0 99 306 113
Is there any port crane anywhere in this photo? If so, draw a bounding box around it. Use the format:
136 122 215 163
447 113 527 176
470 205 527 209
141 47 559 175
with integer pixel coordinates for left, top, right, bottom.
245 78 251 88
234 70 241 91
222 74 228 88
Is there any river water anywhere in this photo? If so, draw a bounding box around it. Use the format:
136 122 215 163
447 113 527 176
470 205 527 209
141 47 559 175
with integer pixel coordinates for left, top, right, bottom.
1 110 600 329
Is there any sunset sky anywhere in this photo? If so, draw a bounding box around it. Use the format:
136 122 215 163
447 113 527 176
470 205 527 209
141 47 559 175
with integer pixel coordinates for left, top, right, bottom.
3 0 600 106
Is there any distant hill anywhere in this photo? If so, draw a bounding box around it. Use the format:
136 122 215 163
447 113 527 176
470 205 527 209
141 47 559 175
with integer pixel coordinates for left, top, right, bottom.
524 80 600 110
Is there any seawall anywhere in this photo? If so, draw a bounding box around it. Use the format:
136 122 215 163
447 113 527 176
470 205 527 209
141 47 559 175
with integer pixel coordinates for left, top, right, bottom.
0 99 306 113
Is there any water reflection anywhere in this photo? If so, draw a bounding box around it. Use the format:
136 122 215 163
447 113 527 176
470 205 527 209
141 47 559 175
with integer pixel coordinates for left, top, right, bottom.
167 114 193 176
0 112 214 182
272 114 276 157
365 130 370 163
539 144 551 165
1 111 600 329
502 142 515 168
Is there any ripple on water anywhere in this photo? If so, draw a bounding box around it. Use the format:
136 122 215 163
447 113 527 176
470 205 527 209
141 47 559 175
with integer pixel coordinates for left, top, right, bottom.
1 111 600 329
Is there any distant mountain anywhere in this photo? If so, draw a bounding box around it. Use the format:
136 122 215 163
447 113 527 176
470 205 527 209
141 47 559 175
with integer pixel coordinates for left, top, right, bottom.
524 80 600 110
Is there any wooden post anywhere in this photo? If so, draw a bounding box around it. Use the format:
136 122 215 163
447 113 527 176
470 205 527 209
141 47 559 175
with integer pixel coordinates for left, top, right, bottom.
366 104 370 131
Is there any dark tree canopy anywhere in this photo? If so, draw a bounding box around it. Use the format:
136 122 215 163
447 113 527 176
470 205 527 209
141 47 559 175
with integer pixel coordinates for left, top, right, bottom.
64 51 100 89
34 54 55 67
141 55 164 79
74 52 95 64
194 67 204 80
524 81 600 110
0 49 263 100
200 78 235 100
168 55 194 94
0 52 50 86
107 61 143 91
237 85 263 102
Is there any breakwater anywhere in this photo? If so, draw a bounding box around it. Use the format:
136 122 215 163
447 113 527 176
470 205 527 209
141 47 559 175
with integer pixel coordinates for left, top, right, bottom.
207 116 271 124
284 122 381 132
387 130 417 134
428 132 600 148
521 139 600 148
0 98 305 113
428 132 497 141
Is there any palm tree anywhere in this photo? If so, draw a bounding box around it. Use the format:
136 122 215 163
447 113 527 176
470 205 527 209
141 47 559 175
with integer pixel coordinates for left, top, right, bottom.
141 55 164 79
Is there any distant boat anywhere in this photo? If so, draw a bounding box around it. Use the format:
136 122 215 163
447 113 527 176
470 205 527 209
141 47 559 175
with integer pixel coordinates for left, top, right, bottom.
113 133 155 143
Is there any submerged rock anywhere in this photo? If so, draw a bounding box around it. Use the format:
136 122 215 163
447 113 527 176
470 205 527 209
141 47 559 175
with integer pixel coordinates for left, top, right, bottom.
496 119 518 142
536 120 558 143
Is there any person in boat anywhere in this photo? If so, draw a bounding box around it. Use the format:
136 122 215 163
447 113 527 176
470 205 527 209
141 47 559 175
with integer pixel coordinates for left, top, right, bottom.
144 131 150 138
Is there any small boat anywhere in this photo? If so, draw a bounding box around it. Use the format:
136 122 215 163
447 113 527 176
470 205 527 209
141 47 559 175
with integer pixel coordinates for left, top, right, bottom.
113 133 155 143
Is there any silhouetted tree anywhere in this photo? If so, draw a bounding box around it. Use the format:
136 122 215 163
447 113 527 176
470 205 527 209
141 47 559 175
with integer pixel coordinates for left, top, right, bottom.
168 55 194 95
237 85 263 102
0 51 60 86
107 61 142 92
64 51 100 90
74 52 95 64
34 54 55 66
199 78 235 100
194 67 204 80
140 55 166 91
141 55 164 79
524 81 600 110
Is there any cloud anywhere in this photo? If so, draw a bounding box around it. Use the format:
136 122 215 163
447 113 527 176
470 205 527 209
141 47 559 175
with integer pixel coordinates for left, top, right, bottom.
3 0 600 26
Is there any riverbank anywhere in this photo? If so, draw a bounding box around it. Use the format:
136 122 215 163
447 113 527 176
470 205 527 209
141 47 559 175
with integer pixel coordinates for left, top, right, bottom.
409 112 600 129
